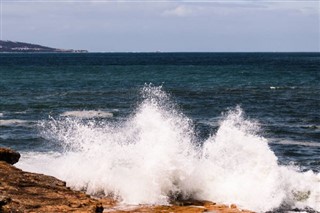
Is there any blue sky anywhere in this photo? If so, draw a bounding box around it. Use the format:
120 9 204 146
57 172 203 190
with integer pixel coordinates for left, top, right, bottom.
1 0 319 52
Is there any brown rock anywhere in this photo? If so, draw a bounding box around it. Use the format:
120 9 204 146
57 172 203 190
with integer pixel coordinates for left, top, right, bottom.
0 147 20 165
231 204 237 208
0 161 100 212
107 199 255 213
0 196 11 207
95 203 104 213
113 202 255 213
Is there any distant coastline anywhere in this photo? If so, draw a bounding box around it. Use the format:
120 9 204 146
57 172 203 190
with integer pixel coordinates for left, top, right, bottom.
0 40 88 53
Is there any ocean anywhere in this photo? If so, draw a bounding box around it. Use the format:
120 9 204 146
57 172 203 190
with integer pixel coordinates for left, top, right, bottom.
0 53 319 212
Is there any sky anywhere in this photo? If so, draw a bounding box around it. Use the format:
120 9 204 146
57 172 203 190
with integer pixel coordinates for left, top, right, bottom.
0 0 319 52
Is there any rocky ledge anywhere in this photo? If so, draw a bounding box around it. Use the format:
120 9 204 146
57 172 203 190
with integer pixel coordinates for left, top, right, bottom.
0 148 20 165
0 147 253 213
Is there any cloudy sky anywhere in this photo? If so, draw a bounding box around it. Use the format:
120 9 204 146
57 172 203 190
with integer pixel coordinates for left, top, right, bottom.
1 0 319 52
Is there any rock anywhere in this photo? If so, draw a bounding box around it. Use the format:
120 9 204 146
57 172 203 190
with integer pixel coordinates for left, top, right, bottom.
0 161 101 212
231 204 237 208
123 202 254 213
0 148 20 164
95 203 104 213
0 196 11 206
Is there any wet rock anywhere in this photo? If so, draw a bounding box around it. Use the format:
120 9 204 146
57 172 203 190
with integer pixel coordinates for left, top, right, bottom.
0 161 100 212
122 202 254 213
0 148 20 165
231 204 237 208
0 196 11 206
95 203 104 213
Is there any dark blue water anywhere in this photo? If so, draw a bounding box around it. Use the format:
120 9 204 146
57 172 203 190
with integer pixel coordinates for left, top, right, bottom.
0 53 319 172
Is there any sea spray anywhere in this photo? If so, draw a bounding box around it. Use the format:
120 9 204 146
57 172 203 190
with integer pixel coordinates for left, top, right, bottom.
193 107 308 211
17 85 320 212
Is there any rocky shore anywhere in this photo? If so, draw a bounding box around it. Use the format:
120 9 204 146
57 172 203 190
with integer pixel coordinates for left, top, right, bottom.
0 147 254 213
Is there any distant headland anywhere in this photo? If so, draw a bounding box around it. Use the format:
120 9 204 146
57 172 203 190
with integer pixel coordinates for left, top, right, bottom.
0 40 88 53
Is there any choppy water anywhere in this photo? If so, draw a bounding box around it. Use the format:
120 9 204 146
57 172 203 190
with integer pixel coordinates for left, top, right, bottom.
0 53 319 212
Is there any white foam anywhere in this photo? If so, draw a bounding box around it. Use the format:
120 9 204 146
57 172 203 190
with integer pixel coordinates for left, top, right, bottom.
0 113 3 117
17 86 320 212
14 111 27 114
270 86 296 90
60 110 113 119
270 139 320 147
0 119 29 126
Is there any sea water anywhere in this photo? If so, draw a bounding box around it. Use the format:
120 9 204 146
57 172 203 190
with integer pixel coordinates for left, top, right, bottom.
0 53 319 212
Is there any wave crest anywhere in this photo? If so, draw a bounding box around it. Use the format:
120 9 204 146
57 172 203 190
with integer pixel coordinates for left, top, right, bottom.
18 85 319 212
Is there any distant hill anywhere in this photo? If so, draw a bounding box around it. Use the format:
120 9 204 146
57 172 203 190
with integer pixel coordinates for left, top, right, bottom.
0 40 88 53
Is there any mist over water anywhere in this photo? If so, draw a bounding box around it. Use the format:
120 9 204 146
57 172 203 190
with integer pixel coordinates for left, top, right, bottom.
18 85 319 212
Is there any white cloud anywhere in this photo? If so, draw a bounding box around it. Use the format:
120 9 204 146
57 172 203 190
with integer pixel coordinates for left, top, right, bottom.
162 5 195 17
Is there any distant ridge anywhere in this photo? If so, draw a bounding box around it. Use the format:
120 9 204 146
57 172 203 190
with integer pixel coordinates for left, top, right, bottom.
0 40 88 53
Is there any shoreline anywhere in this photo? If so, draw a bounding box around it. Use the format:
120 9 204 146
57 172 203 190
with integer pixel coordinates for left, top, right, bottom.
0 147 254 213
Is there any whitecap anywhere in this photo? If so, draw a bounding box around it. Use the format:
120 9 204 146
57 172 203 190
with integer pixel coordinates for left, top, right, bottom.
270 86 297 90
270 140 320 147
0 119 30 127
13 111 27 114
60 110 113 119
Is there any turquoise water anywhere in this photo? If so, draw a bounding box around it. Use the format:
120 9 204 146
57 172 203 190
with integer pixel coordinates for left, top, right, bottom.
0 53 319 211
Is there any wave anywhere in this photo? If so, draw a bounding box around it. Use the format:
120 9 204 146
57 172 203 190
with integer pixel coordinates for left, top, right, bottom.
13 111 27 114
270 86 297 90
270 139 320 147
0 119 31 127
17 85 319 212
60 110 113 119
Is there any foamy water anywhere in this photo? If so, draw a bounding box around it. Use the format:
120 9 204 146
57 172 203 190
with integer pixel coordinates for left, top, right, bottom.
17 86 320 212
60 110 113 119
0 119 31 127
270 140 320 147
